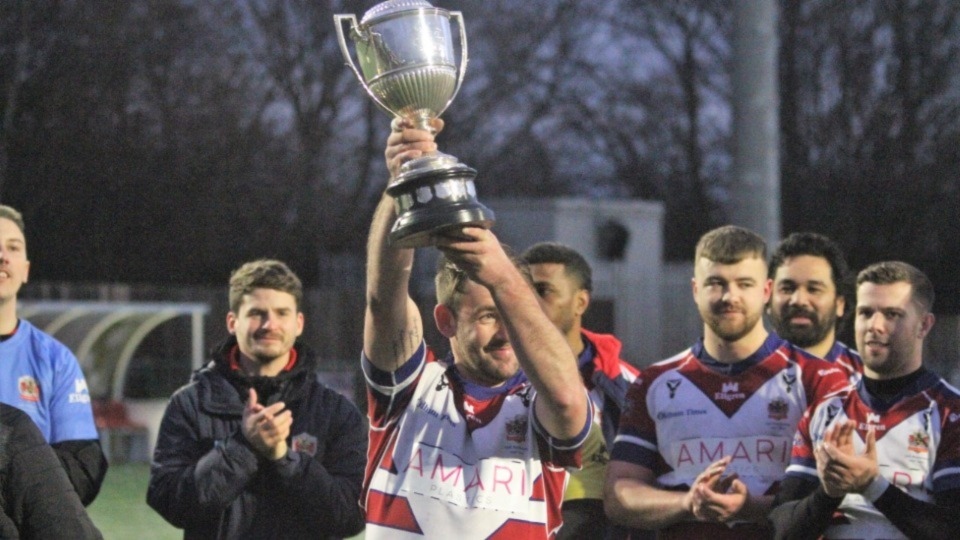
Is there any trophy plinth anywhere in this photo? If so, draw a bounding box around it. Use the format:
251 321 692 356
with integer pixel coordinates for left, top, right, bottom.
387 153 494 248
335 0 495 247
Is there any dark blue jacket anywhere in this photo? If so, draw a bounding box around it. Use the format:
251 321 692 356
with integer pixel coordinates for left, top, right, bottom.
146 338 366 539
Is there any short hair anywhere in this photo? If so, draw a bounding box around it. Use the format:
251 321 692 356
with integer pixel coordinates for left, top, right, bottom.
857 261 935 314
228 259 303 312
0 205 25 235
695 225 767 265
435 247 525 311
769 232 851 297
519 242 593 292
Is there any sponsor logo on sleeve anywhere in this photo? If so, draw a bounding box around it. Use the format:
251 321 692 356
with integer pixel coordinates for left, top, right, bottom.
69 378 91 404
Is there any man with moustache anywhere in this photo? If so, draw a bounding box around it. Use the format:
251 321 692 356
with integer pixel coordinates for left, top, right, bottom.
0 204 106 505
770 261 960 539
520 242 640 539
147 259 366 539
604 225 848 539
768 232 862 380
360 120 591 539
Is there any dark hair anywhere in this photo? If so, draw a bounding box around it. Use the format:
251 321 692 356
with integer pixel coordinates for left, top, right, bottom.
695 225 767 264
769 232 851 298
857 261 935 314
519 242 592 292
228 259 303 312
0 205 25 235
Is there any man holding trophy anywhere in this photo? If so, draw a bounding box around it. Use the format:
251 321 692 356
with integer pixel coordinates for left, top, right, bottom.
341 2 592 538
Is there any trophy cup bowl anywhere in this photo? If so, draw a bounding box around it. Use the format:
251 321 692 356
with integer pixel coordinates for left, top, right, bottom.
335 0 494 248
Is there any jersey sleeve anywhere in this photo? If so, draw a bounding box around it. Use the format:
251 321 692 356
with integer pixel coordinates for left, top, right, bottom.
932 397 960 492
801 358 850 406
610 374 660 470
532 387 592 469
362 341 430 428
47 346 98 443
784 404 819 481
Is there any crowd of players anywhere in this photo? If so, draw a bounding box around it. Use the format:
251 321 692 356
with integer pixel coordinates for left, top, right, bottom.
0 119 955 539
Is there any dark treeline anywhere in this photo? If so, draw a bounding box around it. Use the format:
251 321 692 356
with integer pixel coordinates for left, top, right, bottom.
1 0 957 312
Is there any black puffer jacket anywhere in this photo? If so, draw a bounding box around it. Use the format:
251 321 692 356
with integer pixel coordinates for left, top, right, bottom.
0 403 101 539
147 337 366 539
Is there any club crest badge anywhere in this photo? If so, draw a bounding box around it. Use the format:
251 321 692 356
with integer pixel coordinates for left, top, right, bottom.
505 415 528 443
908 431 930 454
292 433 318 456
18 376 40 402
768 398 789 421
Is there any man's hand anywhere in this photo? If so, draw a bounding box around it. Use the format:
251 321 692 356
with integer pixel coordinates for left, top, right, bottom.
433 227 514 290
684 457 752 523
816 420 879 497
384 117 444 179
241 388 292 461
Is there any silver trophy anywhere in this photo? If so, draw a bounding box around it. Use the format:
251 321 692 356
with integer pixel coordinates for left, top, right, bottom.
335 0 494 248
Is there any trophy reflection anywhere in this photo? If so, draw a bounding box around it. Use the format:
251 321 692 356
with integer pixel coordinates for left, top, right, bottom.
335 0 494 248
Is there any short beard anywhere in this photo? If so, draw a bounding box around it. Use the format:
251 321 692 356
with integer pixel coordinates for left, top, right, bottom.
774 308 837 349
703 306 763 343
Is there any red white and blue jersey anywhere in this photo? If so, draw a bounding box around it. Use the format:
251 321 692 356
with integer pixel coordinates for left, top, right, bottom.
785 370 960 539
361 342 589 539
823 340 863 385
0 319 98 443
611 334 849 538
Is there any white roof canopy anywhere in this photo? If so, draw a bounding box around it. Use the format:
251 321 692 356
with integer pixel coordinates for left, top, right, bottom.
19 301 209 401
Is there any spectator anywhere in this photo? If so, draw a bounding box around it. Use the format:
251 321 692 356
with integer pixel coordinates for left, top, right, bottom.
0 204 107 505
147 259 366 539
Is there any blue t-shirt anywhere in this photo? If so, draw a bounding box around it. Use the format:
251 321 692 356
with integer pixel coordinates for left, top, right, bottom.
0 319 98 442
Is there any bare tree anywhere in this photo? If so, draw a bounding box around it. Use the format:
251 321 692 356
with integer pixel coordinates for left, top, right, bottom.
780 0 960 312
603 1 732 259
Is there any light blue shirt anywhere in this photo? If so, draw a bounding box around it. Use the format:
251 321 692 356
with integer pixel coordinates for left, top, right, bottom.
0 319 98 442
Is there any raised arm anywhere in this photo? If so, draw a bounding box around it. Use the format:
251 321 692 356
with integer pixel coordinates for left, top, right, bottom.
434 228 588 440
363 122 439 372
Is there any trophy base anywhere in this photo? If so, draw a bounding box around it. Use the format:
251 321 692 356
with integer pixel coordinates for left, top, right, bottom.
387 154 495 249
390 202 495 249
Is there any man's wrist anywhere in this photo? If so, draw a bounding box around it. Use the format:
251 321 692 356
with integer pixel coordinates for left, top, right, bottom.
269 441 289 461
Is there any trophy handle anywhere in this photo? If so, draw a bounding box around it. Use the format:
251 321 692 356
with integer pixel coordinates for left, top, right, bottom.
441 11 469 118
334 14 396 118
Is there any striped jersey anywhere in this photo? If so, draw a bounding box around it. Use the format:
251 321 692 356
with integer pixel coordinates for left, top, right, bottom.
785 370 960 539
612 334 849 539
361 342 589 539
823 340 864 385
